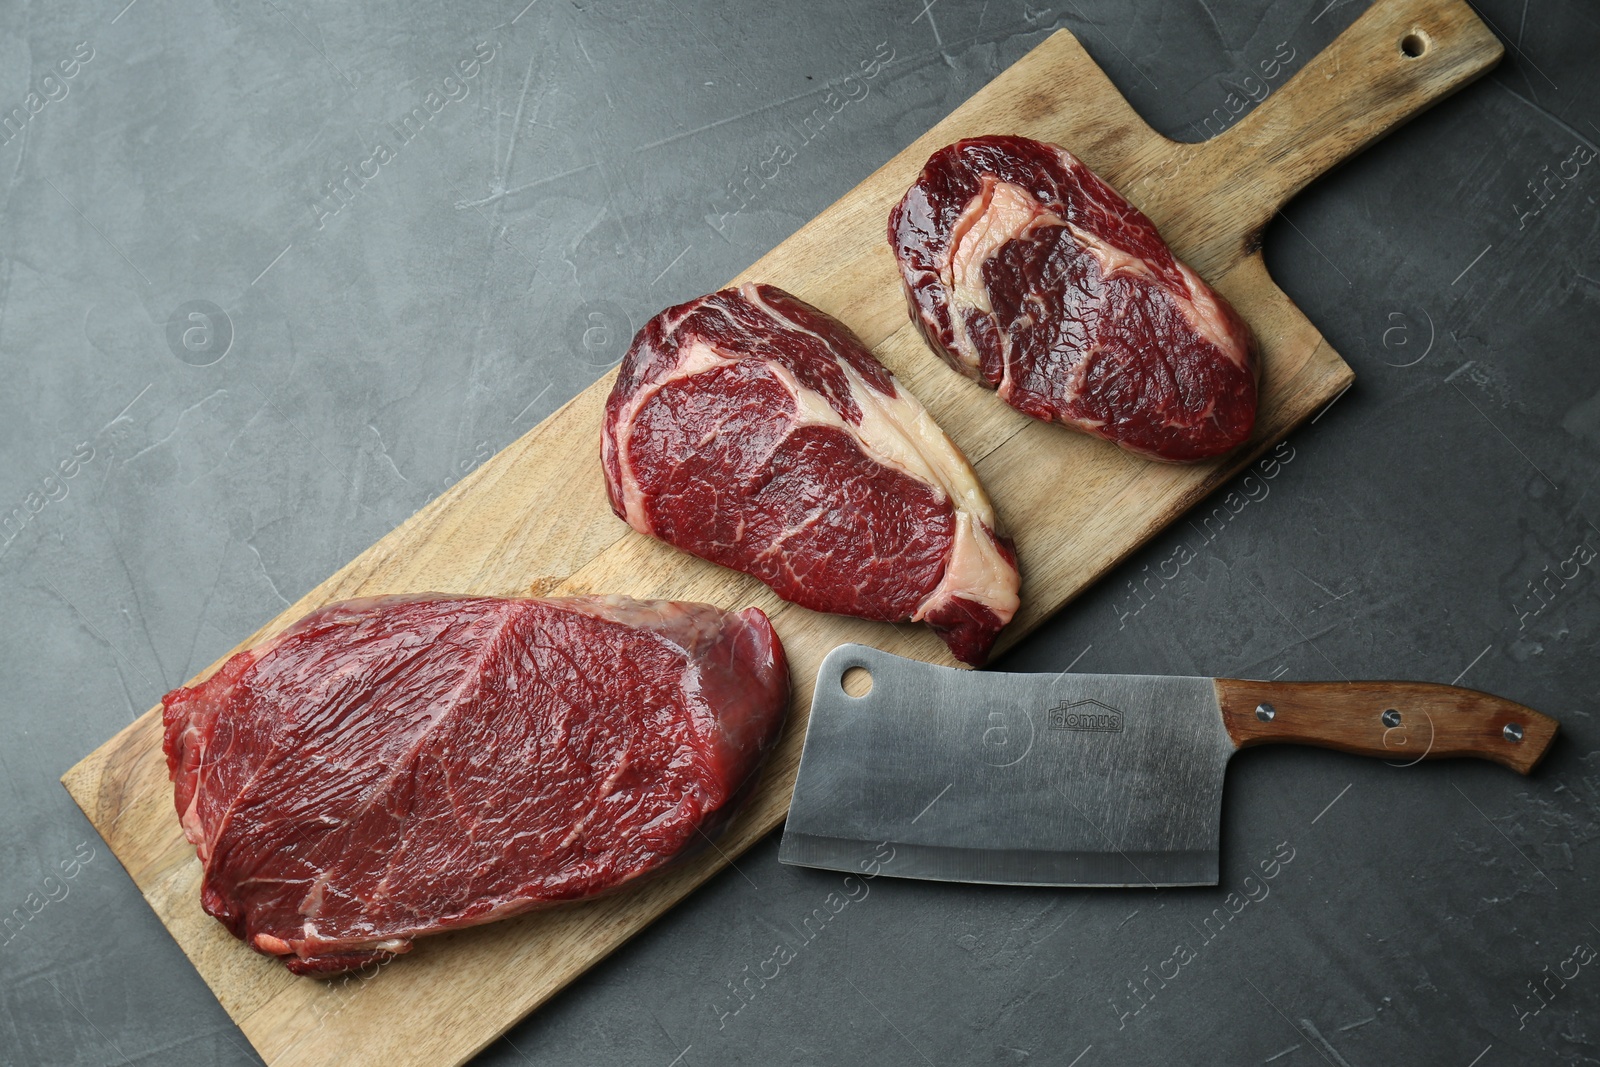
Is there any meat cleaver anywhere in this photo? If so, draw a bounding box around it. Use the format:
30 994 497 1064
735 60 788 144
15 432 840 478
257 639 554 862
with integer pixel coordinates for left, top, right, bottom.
778 644 1558 886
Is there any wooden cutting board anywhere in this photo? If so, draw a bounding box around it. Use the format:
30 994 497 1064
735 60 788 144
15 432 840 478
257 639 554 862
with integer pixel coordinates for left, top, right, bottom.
62 2 1500 1063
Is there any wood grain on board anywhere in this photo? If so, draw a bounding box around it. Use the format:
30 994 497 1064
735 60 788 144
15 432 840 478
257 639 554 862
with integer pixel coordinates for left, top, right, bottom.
61 2 1501 1064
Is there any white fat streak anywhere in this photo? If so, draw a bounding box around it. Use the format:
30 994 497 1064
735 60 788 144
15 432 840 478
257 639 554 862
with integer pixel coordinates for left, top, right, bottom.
252 933 292 953
949 183 1055 317
1070 209 1246 364
558 751 632 849
741 284 1016 623
943 182 1063 383
279 920 408 958
943 170 1249 411
757 352 1019 623
1173 260 1250 367
1046 142 1245 365
611 341 737 531
1063 219 1158 282
177 723 207 851
944 183 1066 406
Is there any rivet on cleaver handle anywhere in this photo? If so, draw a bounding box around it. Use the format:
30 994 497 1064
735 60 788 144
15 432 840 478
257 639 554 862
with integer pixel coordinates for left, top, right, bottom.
778 645 1558 888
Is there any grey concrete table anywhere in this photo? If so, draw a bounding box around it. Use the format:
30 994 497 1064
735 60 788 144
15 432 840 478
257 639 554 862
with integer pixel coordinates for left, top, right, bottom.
2 0 1596 1064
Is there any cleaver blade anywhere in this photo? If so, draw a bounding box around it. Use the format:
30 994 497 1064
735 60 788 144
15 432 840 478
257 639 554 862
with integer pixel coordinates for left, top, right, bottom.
778 644 1558 887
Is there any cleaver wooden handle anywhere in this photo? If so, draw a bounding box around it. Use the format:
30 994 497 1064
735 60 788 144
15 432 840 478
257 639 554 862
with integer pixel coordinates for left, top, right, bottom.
1214 678 1558 774
1203 0 1504 245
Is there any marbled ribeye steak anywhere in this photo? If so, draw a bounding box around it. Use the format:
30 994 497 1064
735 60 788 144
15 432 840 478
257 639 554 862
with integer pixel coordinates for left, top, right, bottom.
602 283 1020 665
890 135 1257 462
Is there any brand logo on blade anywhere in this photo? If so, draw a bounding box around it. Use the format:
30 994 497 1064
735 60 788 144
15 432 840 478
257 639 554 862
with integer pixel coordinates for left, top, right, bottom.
1049 698 1124 733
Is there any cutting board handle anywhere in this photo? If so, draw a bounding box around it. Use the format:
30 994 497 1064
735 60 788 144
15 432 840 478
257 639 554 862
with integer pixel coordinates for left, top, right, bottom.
1214 678 1557 774
1211 0 1504 239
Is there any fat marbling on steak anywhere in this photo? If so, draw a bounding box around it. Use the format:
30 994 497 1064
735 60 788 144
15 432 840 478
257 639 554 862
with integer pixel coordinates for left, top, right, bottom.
161 593 789 976
890 135 1258 462
601 283 1020 666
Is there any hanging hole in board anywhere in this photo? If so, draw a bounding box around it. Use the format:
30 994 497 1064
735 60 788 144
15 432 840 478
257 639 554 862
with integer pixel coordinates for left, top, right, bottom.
1399 31 1428 58
842 666 874 698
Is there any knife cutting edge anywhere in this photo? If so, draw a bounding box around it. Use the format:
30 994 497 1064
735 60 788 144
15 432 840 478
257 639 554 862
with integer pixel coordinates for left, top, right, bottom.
777 644 1558 887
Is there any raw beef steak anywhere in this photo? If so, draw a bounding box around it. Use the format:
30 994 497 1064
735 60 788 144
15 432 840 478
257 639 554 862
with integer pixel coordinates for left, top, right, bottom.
601 283 1019 666
161 593 789 976
889 135 1258 462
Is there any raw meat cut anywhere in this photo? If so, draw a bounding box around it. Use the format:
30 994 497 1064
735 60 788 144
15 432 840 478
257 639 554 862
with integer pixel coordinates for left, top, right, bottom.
889 135 1258 462
601 283 1020 666
161 593 789 977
